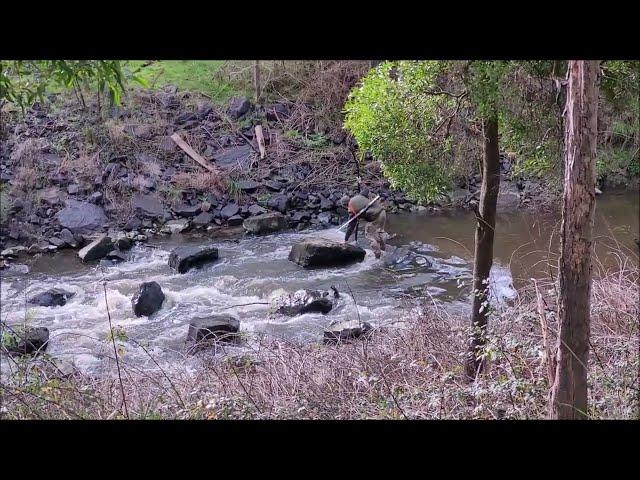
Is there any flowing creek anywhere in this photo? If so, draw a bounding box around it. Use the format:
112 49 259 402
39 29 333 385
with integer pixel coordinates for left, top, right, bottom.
1 190 637 376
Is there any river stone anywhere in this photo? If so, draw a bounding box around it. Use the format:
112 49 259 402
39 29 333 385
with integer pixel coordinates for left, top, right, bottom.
131 281 165 317
187 314 240 346
263 180 284 192
1 246 28 258
220 203 240 219
317 212 333 224
39 186 63 206
132 194 166 218
323 321 372 345
289 238 365 268
59 228 79 248
268 194 290 213
192 212 214 226
291 211 312 223
28 288 75 307
6 327 50 356
168 245 219 273
214 145 252 170
496 191 520 211
162 219 190 234
227 96 251 120
105 250 127 263
265 102 289 121
242 212 286 234
319 195 334 210
78 235 114 262
227 214 244 226
173 204 201 218
116 237 132 250
248 204 267 216
236 180 261 193
124 216 142 231
56 200 108 234
272 289 334 316
49 237 67 248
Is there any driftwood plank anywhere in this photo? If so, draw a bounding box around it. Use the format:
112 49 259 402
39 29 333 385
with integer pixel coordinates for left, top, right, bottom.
171 133 218 173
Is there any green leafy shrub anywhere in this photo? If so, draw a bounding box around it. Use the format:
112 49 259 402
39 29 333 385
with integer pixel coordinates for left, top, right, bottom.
344 61 461 203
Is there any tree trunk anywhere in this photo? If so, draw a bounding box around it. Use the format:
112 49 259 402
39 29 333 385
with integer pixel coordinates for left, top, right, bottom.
549 60 599 420
254 60 261 104
465 115 501 380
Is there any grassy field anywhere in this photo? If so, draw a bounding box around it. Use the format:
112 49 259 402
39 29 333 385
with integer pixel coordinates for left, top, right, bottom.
123 60 245 103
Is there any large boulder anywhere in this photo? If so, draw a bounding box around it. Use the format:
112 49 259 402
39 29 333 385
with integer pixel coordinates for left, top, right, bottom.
168 245 219 273
56 200 108 234
78 235 114 262
271 289 335 316
323 321 372 345
5 327 50 356
131 282 165 317
28 288 75 307
186 314 240 347
243 212 288 234
289 238 366 268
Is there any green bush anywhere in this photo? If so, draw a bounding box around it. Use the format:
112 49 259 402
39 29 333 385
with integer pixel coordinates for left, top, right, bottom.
344 61 459 203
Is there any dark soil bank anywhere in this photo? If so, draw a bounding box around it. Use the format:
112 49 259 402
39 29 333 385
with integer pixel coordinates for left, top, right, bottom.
0 86 605 266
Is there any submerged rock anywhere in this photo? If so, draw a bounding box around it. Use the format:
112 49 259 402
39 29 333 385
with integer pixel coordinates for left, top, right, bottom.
186 314 240 347
28 288 75 307
288 238 365 268
131 281 165 317
323 320 372 345
271 289 335 316
168 245 219 273
5 327 50 356
106 250 127 263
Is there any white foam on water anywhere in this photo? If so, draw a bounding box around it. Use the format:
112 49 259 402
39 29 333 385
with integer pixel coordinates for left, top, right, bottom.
0 223 525 375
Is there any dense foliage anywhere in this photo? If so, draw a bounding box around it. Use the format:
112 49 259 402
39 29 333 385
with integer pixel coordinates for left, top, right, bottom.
0 60 147 112
344 60 639 202
344 61 466 202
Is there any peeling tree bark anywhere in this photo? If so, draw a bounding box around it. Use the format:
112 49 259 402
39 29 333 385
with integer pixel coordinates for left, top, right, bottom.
465 114 500 380
549 60 599 420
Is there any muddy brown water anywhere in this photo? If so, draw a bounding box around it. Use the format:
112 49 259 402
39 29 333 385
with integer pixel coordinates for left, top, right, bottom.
1 190 637 375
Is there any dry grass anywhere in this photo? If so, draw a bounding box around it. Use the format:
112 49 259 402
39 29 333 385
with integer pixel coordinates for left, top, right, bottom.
170 171 226 193
1 254 637 420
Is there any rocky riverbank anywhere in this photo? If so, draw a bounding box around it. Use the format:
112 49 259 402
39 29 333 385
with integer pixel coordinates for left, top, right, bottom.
0 84 592 268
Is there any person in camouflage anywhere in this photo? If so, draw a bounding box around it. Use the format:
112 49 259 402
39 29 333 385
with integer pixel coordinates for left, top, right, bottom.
344 189 387 259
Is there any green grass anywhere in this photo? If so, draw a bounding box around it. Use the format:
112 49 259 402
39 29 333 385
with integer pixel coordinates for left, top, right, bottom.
123 61 245 103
